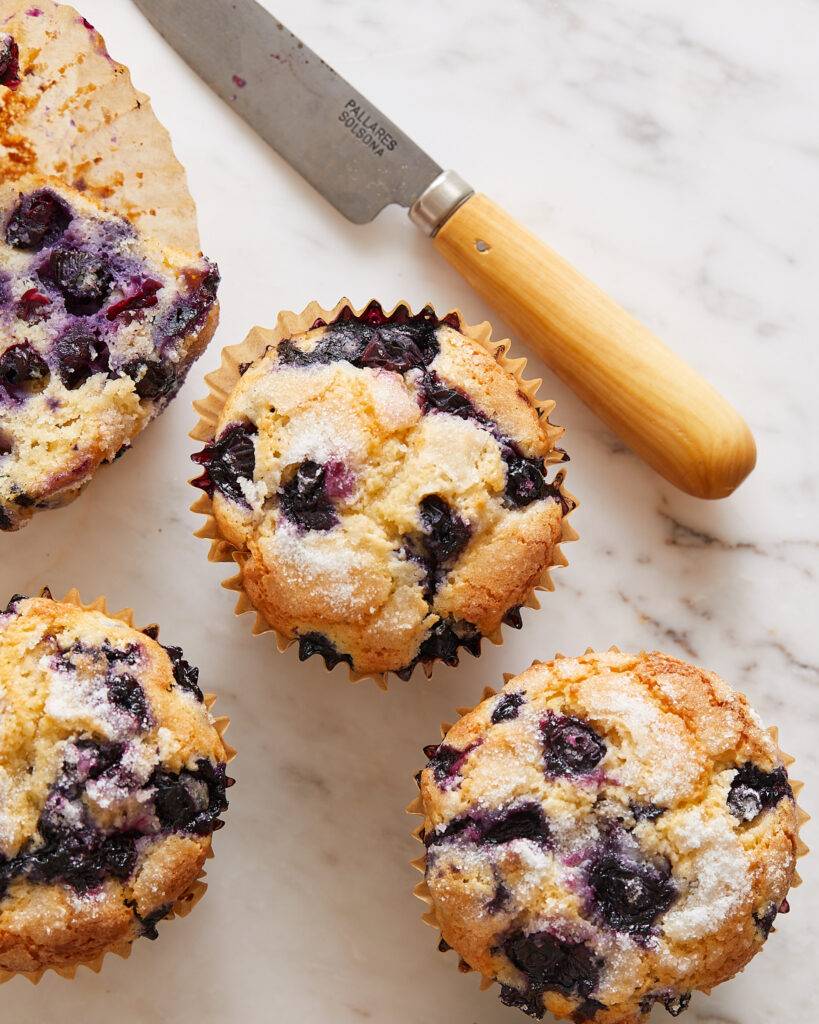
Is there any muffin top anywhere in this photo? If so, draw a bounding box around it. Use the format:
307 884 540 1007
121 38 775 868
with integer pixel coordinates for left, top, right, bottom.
193 303 572 678
418 651 799 1024
0 175 218 531
0 594 230 973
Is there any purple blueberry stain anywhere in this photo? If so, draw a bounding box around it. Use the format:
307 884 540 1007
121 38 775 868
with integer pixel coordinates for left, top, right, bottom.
542 712 606 778
727 762 792 823
191 421 257 506
492 691 526 723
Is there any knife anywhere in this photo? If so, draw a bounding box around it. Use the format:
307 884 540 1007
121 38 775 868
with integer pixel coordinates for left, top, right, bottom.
133 0 756 499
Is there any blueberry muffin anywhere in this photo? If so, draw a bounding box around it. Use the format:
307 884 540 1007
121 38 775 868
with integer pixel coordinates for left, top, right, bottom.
0 175 219 530
192 301 574 680
415 651 801 1023
0 592 231 975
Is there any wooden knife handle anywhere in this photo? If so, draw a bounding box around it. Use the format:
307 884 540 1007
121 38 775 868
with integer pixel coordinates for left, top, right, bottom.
433 193 756 499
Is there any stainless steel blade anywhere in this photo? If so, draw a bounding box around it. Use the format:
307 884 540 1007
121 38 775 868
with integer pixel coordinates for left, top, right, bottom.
133 0 443 224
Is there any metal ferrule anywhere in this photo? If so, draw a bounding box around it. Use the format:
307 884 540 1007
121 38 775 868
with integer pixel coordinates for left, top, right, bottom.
409 170 474 237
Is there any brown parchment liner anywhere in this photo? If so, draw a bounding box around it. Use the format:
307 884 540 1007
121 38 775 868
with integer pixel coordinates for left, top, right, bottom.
0 586 236 985
407 648 810 1006
189 298 579 690
0 0 200 250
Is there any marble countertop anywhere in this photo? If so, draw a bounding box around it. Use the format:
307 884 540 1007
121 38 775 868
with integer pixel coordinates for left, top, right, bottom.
1 0 816 1021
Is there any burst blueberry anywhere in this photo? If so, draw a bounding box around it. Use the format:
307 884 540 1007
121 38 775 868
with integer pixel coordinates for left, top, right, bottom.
588 853 677 934
5 189 71 250
542 712 606 777
727 762 792 822
191 421 257 505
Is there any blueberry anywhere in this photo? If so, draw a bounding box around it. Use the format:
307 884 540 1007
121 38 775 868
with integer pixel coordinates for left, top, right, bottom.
16 287 52 322
419 494 471 563
504 453 548 507
502 930 602 1005
296 631 352 671
424 740 482 789
492 691 526 723
5 189 71 250
49 247 112 309
105 278 162 321
156 263 219 339
588 853 677 934
3 594 26 613
541 712 606 777
630 802 666 823
502 605 524 629
276 304 441 371
417 617 481 668
106 673 151 726
191 422 257 505
128 901 173 940
279 460 339 531
161 643 204 701
663 994 691 1017
54 327 110 389
424 815 482 848
150 759 228 835
0 35 19 89
727 762 792 822
120 358 176 401
482 805 550 847
0 343 49 388
753 903 779 939
419 374 479 420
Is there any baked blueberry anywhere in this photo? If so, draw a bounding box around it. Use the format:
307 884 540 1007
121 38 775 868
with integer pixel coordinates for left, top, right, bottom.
4 188 71 250
0 342 49 389
542 711 606 777
727 762 793 823
588 852 677 935
491 691 525 723
191 422 257 506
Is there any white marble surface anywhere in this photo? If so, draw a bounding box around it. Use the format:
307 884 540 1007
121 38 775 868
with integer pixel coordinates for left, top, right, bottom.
1 0 817 1020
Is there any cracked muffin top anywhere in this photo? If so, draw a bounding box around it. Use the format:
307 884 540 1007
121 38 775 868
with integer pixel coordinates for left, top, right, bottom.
0 593 231 974
193 302 574 680
417 650 800 1024
0 175 218 530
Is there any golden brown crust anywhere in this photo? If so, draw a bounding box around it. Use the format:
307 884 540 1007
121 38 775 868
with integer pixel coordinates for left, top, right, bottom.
417 651 800 1024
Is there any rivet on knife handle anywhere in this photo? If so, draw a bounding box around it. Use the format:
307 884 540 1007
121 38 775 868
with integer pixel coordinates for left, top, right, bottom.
413 181 756 500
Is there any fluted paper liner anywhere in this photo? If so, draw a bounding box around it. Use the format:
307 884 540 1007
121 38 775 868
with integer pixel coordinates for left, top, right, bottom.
407 649 808 995
190 298 578 689
0 0 199 250
0 586 235 985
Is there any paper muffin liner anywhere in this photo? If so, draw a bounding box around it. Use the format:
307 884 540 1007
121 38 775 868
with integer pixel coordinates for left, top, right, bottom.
0 0 200 250
0 585 235 985
407 650 809 998
189 297 579 689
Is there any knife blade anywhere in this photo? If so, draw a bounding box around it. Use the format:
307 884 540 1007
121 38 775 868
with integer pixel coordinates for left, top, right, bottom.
133 0 756 499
